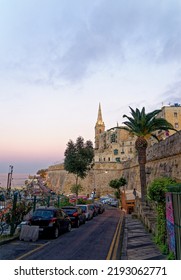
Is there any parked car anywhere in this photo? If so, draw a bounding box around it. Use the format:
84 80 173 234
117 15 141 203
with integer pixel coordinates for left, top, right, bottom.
99 196 112 204
61 206 86 227
88 204 98 217
94 202 105 214
108 198 119 207
29 207 71 238
76 204 94 220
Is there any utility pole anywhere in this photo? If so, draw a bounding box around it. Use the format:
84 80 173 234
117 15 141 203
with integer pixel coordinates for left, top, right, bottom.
7 165 13 195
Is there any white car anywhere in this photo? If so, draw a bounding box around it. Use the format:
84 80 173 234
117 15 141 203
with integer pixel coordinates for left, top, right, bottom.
99 196 112 204
109 198 119 207
76 204 94 220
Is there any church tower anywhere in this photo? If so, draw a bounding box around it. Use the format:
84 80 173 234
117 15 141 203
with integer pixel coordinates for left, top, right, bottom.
95 103 105 149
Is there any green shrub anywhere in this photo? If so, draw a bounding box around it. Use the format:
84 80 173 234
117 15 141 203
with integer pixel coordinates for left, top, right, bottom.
114 190 120 199
58 196 73 207
147 177 176 203
167 251 175 260
147 177 177 254
77 198 87 204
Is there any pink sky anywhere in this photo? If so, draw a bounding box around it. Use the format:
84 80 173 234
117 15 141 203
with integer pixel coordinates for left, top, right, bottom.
0 0 180 173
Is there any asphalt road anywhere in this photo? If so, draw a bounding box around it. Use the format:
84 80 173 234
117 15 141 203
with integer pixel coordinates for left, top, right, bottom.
0 206 121 260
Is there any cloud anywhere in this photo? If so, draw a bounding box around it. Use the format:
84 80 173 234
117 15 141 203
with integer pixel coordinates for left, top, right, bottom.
1 0 181 87
160 80 181 105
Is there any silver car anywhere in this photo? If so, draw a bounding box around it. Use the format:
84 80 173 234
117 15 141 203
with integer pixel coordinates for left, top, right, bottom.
76 204 94 220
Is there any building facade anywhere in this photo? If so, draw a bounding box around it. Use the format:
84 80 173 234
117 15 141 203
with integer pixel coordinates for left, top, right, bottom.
94 103 136 163
155 103 181 140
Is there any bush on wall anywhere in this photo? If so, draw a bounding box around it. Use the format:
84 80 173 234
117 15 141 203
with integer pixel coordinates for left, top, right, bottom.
147 177 177 253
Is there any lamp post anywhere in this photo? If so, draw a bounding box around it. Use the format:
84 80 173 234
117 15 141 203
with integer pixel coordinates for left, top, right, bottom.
7 165 13 195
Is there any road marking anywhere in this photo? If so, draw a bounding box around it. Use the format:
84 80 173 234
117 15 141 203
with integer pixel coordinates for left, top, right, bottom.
12 241 45 246
16 242 50 260
106 213 124 260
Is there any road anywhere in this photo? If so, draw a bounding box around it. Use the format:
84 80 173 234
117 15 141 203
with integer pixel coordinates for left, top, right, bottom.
0 207 121 260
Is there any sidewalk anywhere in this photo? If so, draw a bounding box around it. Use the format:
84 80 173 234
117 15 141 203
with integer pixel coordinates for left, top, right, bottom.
121 215 167 260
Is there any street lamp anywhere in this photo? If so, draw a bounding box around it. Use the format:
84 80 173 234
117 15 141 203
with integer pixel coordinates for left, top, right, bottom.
7 165 13 195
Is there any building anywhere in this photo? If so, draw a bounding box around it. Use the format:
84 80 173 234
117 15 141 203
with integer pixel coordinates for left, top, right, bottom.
94 103 136 163
155 103 181 141
94 102 181 162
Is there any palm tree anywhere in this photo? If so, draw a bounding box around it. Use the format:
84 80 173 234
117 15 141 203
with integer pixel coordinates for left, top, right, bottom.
122 107 176 202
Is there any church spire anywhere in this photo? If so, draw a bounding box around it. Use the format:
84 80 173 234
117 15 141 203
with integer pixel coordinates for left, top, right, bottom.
96 103 104 125
95 103 105 149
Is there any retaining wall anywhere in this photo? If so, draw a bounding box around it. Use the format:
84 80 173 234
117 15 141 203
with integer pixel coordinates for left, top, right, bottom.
47 132 181 196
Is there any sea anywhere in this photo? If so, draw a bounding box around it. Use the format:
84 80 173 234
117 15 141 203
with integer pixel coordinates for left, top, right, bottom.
0 173 30 189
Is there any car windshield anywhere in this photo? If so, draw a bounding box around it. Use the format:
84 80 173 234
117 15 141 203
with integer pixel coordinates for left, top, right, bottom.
33 210 54 218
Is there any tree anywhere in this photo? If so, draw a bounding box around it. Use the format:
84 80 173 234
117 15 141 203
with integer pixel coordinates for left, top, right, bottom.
109 177 127 199
4 194 32 236
36 169 48 178
122 107 176 202
147 177 176 203
64 136 94 188
70 184 83 198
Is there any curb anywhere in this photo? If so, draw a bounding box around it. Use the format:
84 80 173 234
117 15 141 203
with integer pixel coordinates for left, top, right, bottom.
106 213 125 260
0 235 19 246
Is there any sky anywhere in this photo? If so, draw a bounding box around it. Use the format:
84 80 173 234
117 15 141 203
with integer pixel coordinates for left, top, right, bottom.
0 0 181 174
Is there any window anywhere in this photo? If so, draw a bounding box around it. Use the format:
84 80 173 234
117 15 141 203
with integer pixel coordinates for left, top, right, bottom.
129 148 132 153
174 112 178 117
111 133 116 143
121 149 124 154
115 157 120 162
175 123 179 129
114 149 118 155
108 157 110 161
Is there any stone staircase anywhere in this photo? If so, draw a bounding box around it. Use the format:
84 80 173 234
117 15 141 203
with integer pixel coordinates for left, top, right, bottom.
132 199 157 235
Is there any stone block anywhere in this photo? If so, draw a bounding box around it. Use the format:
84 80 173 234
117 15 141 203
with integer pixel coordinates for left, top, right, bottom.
19 225 39 242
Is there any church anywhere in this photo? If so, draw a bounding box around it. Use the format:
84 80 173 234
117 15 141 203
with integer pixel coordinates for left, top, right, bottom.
94 103 137 163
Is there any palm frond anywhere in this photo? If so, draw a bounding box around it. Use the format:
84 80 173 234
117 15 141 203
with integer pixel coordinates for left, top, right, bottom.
122 107 176 138
146 109 161 122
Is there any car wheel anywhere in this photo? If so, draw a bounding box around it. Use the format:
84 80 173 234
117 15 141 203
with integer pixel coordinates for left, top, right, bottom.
67 223 71 232
76 219 80 228
53 227 59 239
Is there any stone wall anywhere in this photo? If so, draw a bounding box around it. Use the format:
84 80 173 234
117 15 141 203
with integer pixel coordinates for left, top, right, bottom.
47 131 181 196
122 131 181 192
47 162 123 196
